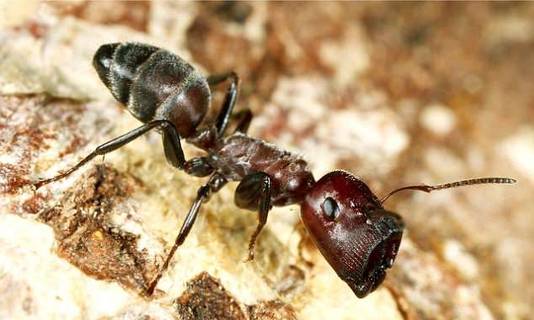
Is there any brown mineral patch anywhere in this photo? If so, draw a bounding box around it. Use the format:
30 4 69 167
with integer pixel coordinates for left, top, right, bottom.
186 11 259 78
0 163 30 194
175 272 246 320
247 300 297 320
384 282 416 320
0 95 90 195
9 126 54 152
0 96 56 153
25 20 48 38
211 1 253 24
38 164 149 292
10 20 49 39
58 135 88 158
56 219 147 291
21 193 49 214
175 272 298 320
48 1 151 32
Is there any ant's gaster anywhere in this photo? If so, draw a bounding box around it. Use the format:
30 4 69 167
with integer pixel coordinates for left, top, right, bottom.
31 43 516 297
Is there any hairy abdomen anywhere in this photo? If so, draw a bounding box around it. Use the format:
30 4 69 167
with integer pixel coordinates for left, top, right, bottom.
93 42 210 137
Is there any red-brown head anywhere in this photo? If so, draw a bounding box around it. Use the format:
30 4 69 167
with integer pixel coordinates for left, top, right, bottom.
300 170 404 298
300 171 515 298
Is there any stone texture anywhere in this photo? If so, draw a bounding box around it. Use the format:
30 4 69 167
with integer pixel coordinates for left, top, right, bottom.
1 2 533 320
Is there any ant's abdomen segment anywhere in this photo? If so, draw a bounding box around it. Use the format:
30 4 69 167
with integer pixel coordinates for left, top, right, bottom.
93 43 211 137
93 43 158 107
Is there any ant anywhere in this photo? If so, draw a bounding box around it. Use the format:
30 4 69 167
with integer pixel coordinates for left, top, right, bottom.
31 42 516 298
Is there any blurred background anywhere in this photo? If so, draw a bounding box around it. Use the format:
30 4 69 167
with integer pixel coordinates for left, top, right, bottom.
1 2 533 319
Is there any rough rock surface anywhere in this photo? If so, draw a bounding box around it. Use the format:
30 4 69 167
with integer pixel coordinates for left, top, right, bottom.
1 2 533 320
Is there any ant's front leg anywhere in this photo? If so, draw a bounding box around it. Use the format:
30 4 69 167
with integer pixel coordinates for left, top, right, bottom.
146 172 227 295
33 120 185 189
234 172 273 261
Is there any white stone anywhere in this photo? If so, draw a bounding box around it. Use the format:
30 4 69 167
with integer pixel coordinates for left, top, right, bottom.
420 104 457 136
499 127 534 182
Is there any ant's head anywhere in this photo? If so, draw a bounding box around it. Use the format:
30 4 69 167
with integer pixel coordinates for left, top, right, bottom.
300 170 404 298
300 171 515 298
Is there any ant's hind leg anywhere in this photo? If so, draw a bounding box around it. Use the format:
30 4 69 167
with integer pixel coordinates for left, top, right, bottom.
207 72 240 136
233 109 253 134
234 172 272 261
33 120 185 189
146 173 227 296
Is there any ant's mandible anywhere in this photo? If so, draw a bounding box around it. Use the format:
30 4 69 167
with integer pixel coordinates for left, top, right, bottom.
31 43 516 298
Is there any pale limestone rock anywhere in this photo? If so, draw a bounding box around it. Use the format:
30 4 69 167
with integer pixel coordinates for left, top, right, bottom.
2 2 530 319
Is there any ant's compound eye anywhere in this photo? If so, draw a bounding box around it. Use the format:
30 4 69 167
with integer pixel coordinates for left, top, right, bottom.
322 197 340 221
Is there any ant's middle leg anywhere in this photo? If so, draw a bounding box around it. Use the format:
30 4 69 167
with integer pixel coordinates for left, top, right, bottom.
234 172 273 261
183 157 214 177
33 120 185 189
207 72 240 136
146 173 227 295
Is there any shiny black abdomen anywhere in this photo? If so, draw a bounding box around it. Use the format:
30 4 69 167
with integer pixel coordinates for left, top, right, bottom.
93 43 211 137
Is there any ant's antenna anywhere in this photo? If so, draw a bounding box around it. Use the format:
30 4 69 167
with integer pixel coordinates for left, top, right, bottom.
380 177 516 205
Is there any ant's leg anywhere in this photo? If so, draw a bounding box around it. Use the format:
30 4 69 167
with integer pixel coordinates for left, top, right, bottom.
234 172 272 261
161 121 186 169
33 120 184 189
207 72 238 86
183 157 214 177
146 173 227 295
146 184 210 295
207 72 240 136
233 109 253 134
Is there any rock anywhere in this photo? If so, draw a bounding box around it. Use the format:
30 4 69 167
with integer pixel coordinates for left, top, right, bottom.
1 2 533 320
